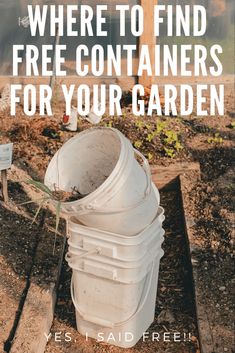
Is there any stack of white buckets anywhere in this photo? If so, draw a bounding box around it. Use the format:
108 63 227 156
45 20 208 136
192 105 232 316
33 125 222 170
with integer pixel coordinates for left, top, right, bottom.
44 128 165 348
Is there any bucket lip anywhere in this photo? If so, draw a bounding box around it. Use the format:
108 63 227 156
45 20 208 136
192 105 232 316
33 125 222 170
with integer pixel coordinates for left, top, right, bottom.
68 226 165 250
68 206 165 243
68 232 165 264
68 249 164 284
44 127 133 208
67 237 164 269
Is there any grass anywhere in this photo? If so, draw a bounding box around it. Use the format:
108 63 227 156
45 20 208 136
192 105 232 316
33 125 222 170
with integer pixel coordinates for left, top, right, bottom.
21 179 62 255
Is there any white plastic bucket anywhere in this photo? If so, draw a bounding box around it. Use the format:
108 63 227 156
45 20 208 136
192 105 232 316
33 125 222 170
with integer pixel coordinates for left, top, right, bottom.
73 255 163 348
66 235 164 283
70 250 163 327
67 206 165 262
67 229 164 263
44 127 160 236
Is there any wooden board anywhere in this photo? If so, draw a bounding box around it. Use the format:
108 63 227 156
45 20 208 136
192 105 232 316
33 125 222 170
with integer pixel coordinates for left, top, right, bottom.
10 228 66 353
180 173 215 353
1 169 8 202
153 162 220 353
151 162 200 189
139 0 158 87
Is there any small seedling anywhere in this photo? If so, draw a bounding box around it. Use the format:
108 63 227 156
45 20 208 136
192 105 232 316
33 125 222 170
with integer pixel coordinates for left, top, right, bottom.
105 121 113 128
146 133 154 143
161 128 183 157
229 121 235 129
164 130 178 145
135 120 144 130
156 121 167 134
21 180 63 255
175 141 183 152
147 152 153 161
207 133 223 144
134 140 143 149
164 147 175 158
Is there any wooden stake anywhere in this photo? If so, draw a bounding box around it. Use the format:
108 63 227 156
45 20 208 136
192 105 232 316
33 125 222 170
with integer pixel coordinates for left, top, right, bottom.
50 25 60 92
1 169 8 203
139 0 158 87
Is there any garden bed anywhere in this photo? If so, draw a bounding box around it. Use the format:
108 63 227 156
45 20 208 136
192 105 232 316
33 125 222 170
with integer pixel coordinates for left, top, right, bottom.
0 80 234 353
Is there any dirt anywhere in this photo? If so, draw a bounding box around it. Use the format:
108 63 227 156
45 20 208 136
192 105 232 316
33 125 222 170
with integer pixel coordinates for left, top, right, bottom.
180 169 234 353
0 80 234 352
51 188 87 203
0 166 65 353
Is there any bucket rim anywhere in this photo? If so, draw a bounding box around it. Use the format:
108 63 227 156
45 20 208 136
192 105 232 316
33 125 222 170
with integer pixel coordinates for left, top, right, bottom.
66 238 164 269
44 127 134 209
68 205 165 243
67 232 165 265
69 249 164 284
68 227 165 250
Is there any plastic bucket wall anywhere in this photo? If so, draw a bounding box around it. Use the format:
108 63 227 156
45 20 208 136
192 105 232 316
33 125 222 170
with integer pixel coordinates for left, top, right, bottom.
70 250 163 328
66 236 164 283
67 206 165 262
74 255 162 348
72 271 146 324
67 231 164 266
67 229 164 263
44 128 160 236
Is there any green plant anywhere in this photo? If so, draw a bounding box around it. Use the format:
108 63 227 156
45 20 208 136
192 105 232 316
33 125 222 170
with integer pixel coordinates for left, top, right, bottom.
164 130 178 145
156 121 167 134
175 141 183 152
21 180 62 254
164 147 175 158
135 120 144 130
207 133 223 144
105 121 113 128
146 133 154 143
162 129 183 157
147 152 153 161
134 140 143 149
229 121 235 129
145 124 151 130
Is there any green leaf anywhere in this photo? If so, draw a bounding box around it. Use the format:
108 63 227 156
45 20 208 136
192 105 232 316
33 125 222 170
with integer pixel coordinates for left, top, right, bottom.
19 196 50 206
146 133 154 142
32 198 48 224
148 152 153 161
105 121 113 128
26 179 53 196
53 201 62 256
135 120 144 130
164 147 175 158
175 141 183 151
134 140 142 149
55 201 61 235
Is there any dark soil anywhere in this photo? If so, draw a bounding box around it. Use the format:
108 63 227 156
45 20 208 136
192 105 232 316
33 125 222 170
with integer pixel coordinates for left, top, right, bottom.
0 176 65 353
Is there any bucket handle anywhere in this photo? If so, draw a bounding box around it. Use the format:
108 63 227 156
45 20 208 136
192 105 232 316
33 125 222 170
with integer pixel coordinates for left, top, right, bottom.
65 247 101 262
70 258 156 328
133 148 151 197
74 149 153 215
